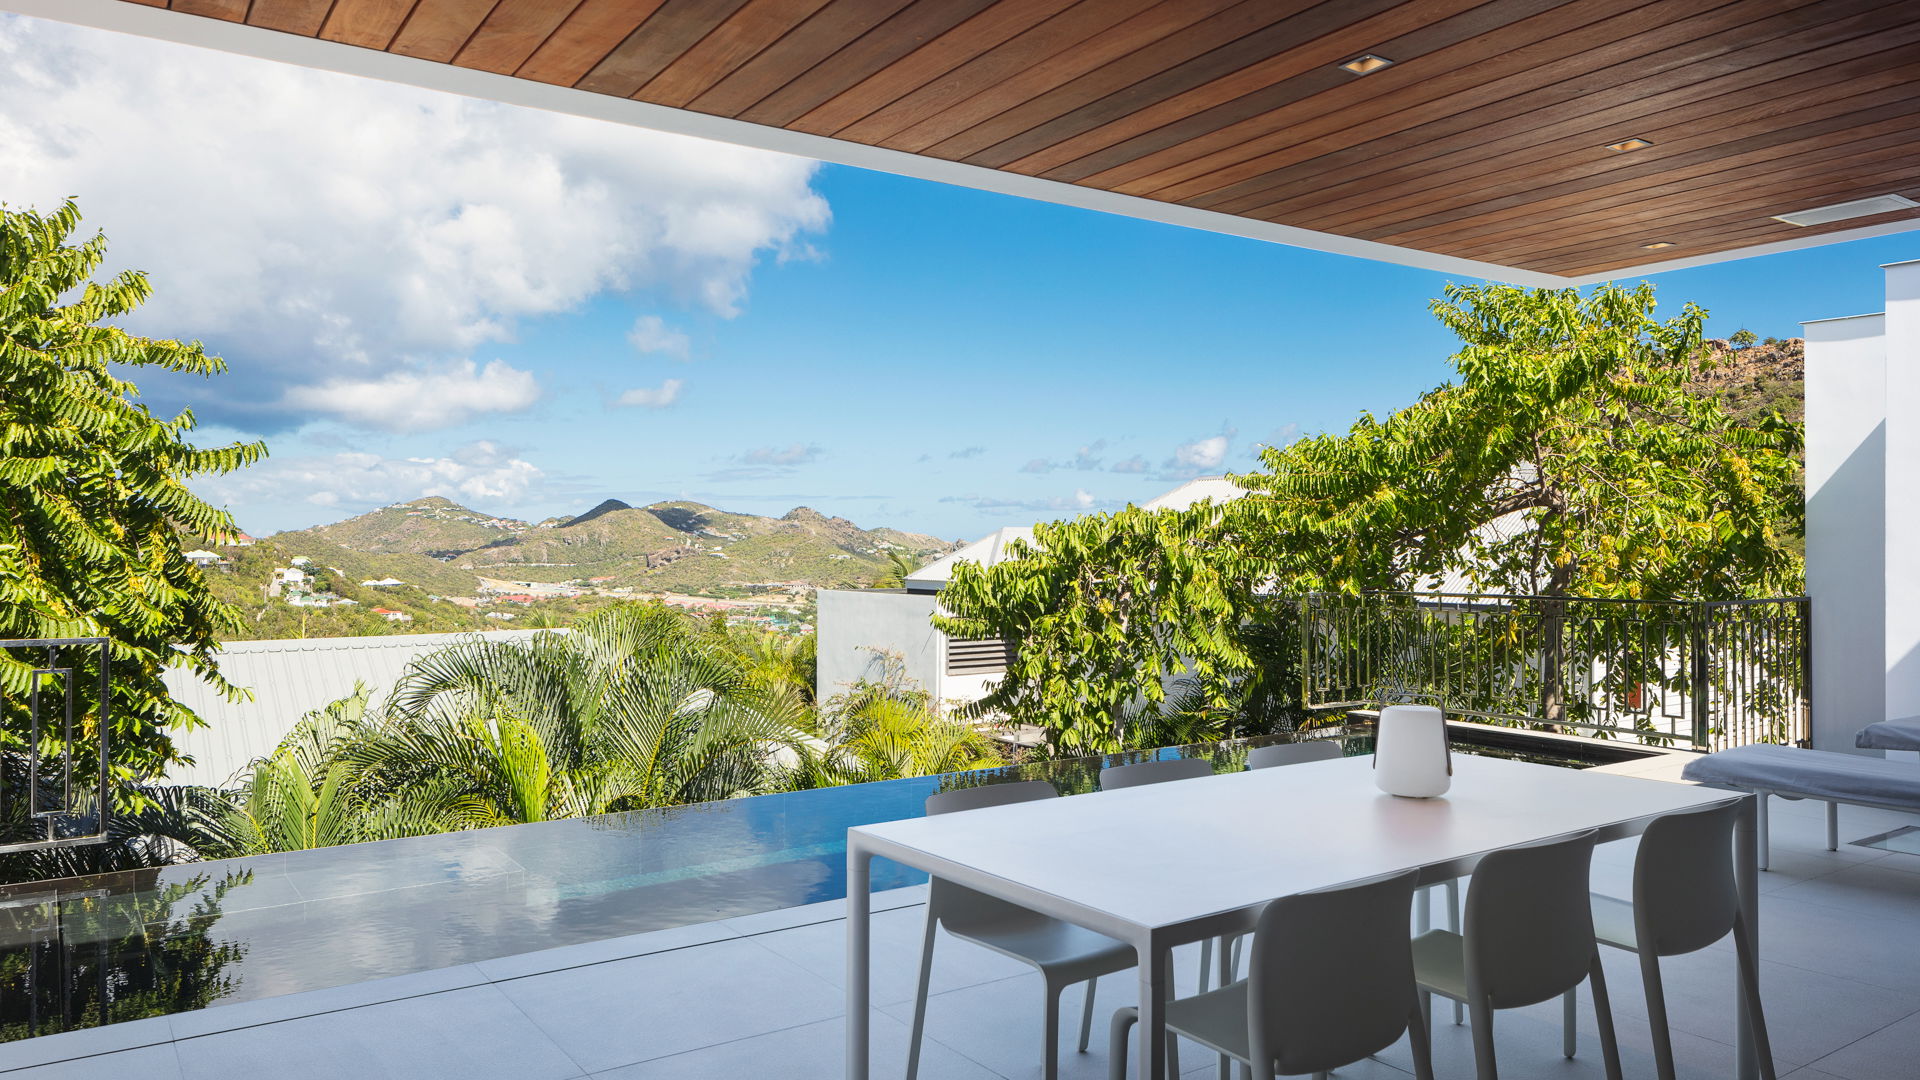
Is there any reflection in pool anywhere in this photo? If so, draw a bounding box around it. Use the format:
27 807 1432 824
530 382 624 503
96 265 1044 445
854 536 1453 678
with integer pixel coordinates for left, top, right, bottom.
0 728 1614 1041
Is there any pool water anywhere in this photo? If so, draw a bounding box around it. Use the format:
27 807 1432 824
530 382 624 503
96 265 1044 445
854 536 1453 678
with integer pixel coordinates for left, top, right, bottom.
0 729 1603 1041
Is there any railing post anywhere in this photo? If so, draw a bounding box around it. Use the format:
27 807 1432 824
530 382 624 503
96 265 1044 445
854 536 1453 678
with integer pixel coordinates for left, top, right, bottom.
1798 596 1814 747
1691 602 1712 749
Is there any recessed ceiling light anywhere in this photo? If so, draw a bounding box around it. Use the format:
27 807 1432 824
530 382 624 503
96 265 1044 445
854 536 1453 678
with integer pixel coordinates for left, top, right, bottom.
1772 193 1920 227
1642 241 1677 250
1605 138 1654 153
1339 54 1393 75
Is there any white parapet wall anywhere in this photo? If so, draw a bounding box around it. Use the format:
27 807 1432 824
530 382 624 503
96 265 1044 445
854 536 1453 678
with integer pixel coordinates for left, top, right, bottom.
1803 258 1920 753
814 589 942 704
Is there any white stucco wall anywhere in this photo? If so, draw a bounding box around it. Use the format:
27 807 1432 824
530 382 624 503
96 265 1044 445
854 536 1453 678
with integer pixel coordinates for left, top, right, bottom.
815 589 942 703
1882 260 1920 731
1804 310 1888 751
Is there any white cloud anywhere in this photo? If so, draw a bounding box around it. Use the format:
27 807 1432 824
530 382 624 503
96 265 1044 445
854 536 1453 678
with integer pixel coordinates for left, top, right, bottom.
618 378 684 409
942 489 1107 515
202 440 542 511
741 443 821 466
628 315 691 360
282 359 539 431
1110 455 1148 474
1020 458 1054 474
1172 435 1230 470
0 17 827 430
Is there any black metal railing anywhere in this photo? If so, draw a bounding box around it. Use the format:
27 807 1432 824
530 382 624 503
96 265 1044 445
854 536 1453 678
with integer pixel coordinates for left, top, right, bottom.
1296 593 1809 750
1 638 113 855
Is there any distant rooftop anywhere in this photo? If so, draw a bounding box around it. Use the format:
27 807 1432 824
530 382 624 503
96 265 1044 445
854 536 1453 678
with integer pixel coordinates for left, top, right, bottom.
162 629 551 788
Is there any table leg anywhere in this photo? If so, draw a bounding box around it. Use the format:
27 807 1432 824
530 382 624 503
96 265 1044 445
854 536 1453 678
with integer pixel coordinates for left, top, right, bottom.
847 844 871 1080
1735 795 1760 1080
1137 939 1167 1080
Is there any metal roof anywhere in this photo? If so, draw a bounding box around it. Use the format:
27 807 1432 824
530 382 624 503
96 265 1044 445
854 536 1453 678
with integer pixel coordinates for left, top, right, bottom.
161 629 551 788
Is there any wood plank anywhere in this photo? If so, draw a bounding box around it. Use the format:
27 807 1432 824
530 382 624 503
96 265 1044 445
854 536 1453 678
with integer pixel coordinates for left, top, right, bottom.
120 0 168 8
946 0 1402 170
453 0 588 74
1109 0 1708 204
917 0 1326 164
389 0 499 63
831 0 1167 146
787 0 1083 138
1284 31 1920 238
1367 98 1920 247
321 0 416 49
171 0 249 19
1047 0 1576 189
878 0 1244 155
722 0 977 126
515 0 667 85
1410 122 1920 258
1360 80 1920 245
639 0 832 109
1413 64 1920 257
574 0 751 97
1546 203 1920 275
1210 0 1906 221
1464 143 1920 264
248 0 335 34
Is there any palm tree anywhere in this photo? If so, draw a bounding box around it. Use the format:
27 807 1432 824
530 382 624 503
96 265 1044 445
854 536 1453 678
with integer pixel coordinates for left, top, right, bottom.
351 604 805 825
785 650 995 787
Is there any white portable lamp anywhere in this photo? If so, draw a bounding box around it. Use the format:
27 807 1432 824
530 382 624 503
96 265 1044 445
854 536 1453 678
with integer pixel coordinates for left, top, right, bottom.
1373 704 1452 798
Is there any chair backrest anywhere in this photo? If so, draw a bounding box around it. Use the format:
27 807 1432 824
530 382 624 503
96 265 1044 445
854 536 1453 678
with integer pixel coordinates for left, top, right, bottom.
1247 869 1420 1076
923 781 1058 932
1632 799 1742 956
1246 741 1343 770
925 779 1057 817
1100 756 1213 790
1463 829 1599 1009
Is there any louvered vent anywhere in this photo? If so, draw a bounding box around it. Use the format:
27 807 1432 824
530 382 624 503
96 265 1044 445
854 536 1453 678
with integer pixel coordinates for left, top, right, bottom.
1772 194 1918 227
946 637 1013 675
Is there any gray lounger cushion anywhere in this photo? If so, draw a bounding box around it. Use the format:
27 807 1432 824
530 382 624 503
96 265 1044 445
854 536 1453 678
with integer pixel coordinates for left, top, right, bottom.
1857 717 1920 752
1682 743 1920 808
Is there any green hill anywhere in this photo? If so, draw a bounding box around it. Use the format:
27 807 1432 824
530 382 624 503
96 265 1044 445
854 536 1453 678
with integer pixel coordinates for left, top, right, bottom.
263 497 959 595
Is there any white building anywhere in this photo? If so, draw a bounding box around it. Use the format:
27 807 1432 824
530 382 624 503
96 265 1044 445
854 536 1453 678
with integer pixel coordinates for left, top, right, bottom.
1804 259 1920 756
815 478 1246 708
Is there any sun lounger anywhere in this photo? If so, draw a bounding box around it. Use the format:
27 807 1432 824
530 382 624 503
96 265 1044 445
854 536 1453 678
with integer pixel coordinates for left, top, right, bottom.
1680 743 1920 869
1857 717 1920 752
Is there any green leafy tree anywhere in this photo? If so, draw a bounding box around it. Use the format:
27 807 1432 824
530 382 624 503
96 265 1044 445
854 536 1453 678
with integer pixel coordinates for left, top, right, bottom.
940 283 1803 752
1729 328 1758 348
0 200 265 794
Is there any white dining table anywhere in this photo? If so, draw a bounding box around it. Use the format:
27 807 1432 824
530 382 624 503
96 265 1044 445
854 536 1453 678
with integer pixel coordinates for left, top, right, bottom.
845 753 1763 1080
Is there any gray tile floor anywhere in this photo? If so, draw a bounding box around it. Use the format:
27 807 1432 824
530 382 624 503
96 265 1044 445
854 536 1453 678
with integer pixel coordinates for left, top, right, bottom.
4 793 1920 1079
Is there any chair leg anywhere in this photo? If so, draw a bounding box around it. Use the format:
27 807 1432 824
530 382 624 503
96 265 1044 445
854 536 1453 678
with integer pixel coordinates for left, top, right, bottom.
1043 983 1061 1080
1199 936 1213 992
1588 953 1625 1080
1467 995 1498 1080
1640 950 1677 1080
1756 792 1771 872
1562 988 1577 1058
1408 997 1437 1080
1827 800 1840 852
1448 879 1463 1026
1734 912 1780 1080
905 913 937 1080
1078 976 1097 1053
1108 1006 1136 1080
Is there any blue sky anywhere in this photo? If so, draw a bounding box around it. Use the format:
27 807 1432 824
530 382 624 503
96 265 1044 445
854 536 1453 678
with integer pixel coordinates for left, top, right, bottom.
3 14 1912 542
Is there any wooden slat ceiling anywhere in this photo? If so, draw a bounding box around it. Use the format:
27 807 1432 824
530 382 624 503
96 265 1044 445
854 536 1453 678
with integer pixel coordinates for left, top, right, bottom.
116 0 1920 279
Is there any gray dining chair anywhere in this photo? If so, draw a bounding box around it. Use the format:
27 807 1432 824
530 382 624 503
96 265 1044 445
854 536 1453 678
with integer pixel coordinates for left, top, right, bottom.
1245 740 1342 769
1108 868 1435 1080
1413 829 1623 1080
1563 800 1777 1080
1100 756 1214 789
1240 738 1461 1024
906 780 1136 1080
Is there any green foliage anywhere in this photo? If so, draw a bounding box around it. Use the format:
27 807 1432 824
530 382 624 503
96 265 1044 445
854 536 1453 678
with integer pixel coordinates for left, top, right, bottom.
940 283 1805 753
1729 328 1758 348
0 199 265 789
785 651 994 785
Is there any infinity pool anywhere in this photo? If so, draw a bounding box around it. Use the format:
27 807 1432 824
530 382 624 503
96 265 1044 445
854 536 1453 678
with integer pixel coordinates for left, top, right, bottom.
0 728 1614 1041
